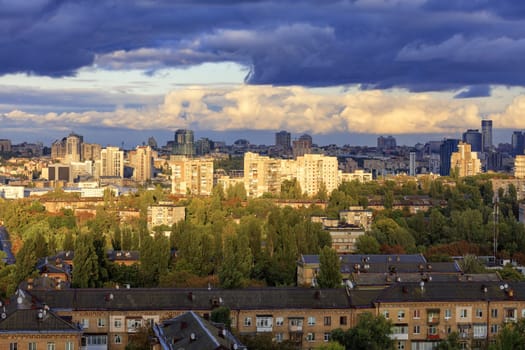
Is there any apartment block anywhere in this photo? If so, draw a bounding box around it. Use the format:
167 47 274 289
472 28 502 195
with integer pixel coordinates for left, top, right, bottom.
170 156 214 196
296 154 339 197
147 202 185 231
99 147 124 178
515 155 525 179
450 142 481 177
129 145 154 182
243 152 282 198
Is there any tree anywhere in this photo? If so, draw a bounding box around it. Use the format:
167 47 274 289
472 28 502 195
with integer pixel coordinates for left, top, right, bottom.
317 246 341 288
316 342 345 350
211 306 231 329
219 234 253 288
14 238 39 284
331 313 394 350
435 332 461 350
355 235 380 254
72 234 100 288
489 319 525 350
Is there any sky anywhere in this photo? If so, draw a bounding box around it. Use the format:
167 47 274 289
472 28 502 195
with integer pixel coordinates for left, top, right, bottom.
2 0 525 148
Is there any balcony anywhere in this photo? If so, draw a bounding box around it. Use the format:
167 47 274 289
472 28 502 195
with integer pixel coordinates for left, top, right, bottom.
427 333 440 340
390 325 409 340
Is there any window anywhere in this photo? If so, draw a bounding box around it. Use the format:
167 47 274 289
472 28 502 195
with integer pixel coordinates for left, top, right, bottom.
324 316 331 326
114 318 123 328
473 325 487 338
397 341 406 350
460 309 468 319
413 325 420 334
522 309 525 318
97 318 106 327
275 317 284 326
491 309 498 318
444 309 451 320
383 310 390 319
308 316 316 326
398 310 405 319
65 342 74 350
47 344 55 350
413 309 421 319
10 343 17 350
428 326 438 335
306 332 316 342
244 317 252 326
290 318 303 327
275 333 283 342
491 324 499 334
256 316 273 329
114 335 122 344
476 309 483 318
81 318 89 329
340 316 347 325
324 333 331 342
28 343 37 350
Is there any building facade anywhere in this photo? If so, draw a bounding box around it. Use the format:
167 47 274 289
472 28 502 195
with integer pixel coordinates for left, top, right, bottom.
99 147 124 178
170 156 214 196
450 142 482 177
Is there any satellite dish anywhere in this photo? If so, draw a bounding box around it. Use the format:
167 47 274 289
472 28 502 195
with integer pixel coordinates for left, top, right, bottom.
16 296 22 305
1 312 6 319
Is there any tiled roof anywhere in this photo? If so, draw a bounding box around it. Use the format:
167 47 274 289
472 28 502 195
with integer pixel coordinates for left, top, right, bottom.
27 288 352 311
300 253 427 266
154 311 245 350
0 308 80 333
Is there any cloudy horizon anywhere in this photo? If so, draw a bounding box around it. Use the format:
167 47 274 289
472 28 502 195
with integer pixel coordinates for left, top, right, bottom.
1 0 525 147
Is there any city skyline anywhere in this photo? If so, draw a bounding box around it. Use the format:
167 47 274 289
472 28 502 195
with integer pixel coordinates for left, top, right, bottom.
1 1 525 145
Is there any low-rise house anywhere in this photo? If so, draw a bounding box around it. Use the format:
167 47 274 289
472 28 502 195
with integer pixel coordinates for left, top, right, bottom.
153 311 246 350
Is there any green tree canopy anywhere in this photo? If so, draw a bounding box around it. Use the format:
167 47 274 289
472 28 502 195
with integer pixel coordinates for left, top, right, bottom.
317 246 341 288
331 312 394 350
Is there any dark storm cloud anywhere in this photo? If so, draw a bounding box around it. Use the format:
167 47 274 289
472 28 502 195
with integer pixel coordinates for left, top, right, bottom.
1 0 525 91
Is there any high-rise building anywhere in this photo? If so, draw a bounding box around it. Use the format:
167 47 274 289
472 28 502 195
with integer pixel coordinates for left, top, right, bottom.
275 130 291 152
82 143 101 161
0 139 11 153
296 154 339 197
462 129 482 153
450 142 482 177
409 152 416 177
65 133 83 163
243 152 283 198
195 138 214 156
99 146 124 178
515 155 525 179
512 131 525 156
439 139 460 176
130 145 153 182
170 156 214 196
173 129 195 157
377 136 397 150
481 120 493 152
292 134 313 158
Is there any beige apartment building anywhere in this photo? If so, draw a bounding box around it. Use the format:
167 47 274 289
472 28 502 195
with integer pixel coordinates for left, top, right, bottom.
296 154 339 197
147 202 185 231
515 155 525 179
4 281 525 350
129 145 154 182
243 152 282 198
170 156 214 196
99 146 124 178
450 142 481 177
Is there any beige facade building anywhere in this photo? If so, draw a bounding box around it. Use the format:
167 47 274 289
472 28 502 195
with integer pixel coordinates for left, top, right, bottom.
450 142 481 177
83 142 102 161
129 145 154 182
340 169 373 183
170 156 214 196
243 152 283 198
515 155 525 179
296 154 339 197
99 147 124 178
147 202 185 231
